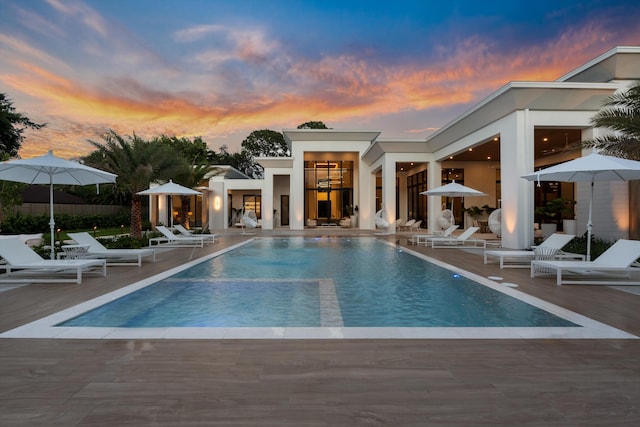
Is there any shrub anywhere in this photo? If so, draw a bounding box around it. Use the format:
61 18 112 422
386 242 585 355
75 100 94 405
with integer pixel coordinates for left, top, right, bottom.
1 213 131 234
96 234 150 249
561 233 614 259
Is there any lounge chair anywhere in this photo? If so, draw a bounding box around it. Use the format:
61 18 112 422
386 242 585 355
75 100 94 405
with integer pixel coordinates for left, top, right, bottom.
174 225 217 244
484 233 583 269
399 219 416 231
0 233 44 248
531 239 640 285
0 237 106 284
410 220 422 232
149 225 206 247
430 226 486 248
67 232 156 266
410 224 459 246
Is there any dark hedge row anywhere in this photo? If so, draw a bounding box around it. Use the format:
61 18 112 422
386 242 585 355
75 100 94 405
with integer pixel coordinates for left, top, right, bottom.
0 212 131 234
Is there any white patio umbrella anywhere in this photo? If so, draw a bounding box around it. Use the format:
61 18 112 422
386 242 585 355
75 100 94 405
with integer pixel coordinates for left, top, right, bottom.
0 150 117 259
137 180 201 228
521 153 640 260
420 180 486 225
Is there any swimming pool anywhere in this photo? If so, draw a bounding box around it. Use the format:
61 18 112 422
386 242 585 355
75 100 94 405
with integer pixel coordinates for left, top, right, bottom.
59 237 576 328
2 237 635 339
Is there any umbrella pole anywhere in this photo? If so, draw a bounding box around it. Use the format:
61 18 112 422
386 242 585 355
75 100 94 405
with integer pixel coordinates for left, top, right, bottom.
450 198 455 225
586 181 594 261
49 181 55 260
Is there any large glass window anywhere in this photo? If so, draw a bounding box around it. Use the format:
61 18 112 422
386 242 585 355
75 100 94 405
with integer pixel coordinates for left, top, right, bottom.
304 161 354 225
407 170 428 224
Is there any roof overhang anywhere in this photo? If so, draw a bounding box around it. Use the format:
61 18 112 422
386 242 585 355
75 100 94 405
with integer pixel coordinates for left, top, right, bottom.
425 82 619 152
255 157 294 169
361 139 427 166
283 129 381 150
558 46 640 82
206 165 251 180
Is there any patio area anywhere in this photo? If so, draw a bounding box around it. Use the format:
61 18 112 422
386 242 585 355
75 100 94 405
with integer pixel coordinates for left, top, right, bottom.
1 228 639 425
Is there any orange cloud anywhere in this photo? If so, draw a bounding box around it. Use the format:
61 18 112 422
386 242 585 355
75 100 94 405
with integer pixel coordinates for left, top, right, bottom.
4 6 640 160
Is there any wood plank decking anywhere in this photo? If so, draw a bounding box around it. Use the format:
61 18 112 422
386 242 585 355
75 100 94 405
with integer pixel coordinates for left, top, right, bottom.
1 230 639 425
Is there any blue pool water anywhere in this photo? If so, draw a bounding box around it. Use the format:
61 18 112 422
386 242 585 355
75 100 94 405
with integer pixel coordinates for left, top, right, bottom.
59 238 578 328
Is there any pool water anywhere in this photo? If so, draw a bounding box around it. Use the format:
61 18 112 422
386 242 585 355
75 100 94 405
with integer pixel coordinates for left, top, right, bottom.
59 237 578 328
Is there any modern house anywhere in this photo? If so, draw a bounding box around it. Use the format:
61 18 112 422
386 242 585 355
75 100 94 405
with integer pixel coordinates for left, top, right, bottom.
149 46 640 249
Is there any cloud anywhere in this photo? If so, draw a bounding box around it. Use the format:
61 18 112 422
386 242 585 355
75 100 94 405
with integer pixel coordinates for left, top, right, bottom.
45 0 109 37
5 1 640 159
174 24 226 43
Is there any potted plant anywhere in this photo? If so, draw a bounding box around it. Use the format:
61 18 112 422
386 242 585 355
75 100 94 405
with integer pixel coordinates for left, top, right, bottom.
535 198 575 237
463 205 484 219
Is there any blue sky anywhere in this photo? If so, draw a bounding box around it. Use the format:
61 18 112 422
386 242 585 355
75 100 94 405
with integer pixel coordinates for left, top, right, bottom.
1 0 639 158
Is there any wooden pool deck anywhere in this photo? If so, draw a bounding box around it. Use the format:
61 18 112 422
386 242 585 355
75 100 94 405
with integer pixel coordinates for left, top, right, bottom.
1 229 639 425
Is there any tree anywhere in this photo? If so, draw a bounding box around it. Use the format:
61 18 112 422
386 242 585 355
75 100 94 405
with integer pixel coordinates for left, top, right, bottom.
155 135 210 163
241 129 289 157
582 80 640 240
84 130 188 238
582 80 640 160
297 121 329 129
0 93 45 160
238 129 289 178
0 181 25 222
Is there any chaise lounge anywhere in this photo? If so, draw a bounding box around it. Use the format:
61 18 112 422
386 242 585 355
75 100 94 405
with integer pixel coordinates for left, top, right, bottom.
67 232 156 266
484 233 583 268
149 225 206 247
0 238 106 284
531 239 640 285
430 226 486 248
410 224 459 246
174 225 217 244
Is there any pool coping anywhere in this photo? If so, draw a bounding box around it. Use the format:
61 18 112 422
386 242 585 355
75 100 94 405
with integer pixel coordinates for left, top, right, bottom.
1 237 637 340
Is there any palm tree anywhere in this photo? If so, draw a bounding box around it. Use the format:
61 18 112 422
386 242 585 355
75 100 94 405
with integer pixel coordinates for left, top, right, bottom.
85 130 188 238
582 80 640 239
172 162 220 229
582 80 640 160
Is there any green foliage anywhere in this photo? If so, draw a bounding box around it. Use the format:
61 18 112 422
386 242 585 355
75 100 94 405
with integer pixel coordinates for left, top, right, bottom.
464 205 496 218
0 93 46 159
535 198 574 223
84 130 190 238
0 212 131 234
0 181 26 218
297 121 329 129
561 233 614 259
95 234 150 249
582 80 640 160
154 135 209 163
241 129 289 157
463 206 484 218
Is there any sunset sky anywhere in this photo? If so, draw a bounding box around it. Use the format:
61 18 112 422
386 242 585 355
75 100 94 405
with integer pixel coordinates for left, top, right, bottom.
2 0 640 160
